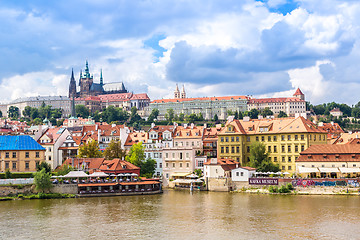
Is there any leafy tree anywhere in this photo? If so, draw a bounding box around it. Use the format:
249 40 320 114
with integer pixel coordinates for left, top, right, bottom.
103 140 126 160
147 108 159 123
197 113 204 121
34 168 52 193
194 169 202 177
248 142 280 172
352 108 360 118
55 164 74 176
23 106 32 118
32 118 43 125
129 107 142 125
125 142 146 167
92 110 101 122
261 107 273 117
140 158 157 178
75 105 90 118
56 119 65 127
30 108 39 120
77 140 102 158
186 113 198 123
248 108 259 119
234 111 238 119
178 113 185 121
101 105 129 124
278 111 288 118
8 106 19 119
213 114 219 122
238 111 243 120
165 108 175 123
36 162 52 173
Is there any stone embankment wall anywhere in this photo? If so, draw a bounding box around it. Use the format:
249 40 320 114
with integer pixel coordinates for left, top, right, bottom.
0 185 34 196
207 178 231 192
51 184 78 194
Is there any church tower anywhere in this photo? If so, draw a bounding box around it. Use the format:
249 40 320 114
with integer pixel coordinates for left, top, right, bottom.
69 68 77 98
79 60 94 97
174 84 180 98
181 85 186 99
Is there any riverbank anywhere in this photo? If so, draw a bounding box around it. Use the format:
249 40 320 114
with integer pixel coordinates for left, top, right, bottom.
233 186 360 195
0 192 76 201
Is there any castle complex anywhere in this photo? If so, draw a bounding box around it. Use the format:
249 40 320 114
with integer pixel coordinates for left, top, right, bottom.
69 61 128 98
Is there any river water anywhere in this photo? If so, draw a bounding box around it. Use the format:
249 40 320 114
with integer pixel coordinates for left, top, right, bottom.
1 190 360 239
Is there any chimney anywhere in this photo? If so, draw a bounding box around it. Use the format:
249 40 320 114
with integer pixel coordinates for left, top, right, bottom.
184 123 188 129
191 123 194 129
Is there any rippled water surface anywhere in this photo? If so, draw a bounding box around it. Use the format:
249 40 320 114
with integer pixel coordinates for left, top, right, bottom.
1 190 360 239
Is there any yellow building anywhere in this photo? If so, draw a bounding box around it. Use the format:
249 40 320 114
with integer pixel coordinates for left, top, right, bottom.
0 135 46 172
218 117 328 173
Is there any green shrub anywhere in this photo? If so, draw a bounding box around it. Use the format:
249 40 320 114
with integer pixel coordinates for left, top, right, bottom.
269 186 278 193
0 172 34 179
286 183 294 191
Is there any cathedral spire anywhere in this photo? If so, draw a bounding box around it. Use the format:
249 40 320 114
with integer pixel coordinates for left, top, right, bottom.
71 68 74 80
100 69 103 86
85 60 90 78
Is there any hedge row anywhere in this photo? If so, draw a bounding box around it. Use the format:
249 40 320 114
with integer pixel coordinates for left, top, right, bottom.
0 172 34 179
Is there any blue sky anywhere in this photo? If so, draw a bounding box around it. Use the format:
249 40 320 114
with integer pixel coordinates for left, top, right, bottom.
0 0 360 105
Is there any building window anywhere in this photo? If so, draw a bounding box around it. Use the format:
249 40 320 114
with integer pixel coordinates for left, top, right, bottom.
25 162 30 169
236 172 239 177
301 135 305 140
247 146 250 153
225 137 229 142
221 147 224 153
12 152 16 158
268 136 271 142
198 160 204 167
12 162 16 169
273 136 277 141
166 163 168 167
301 145 305 152
288 135 291 141
282 166 285 170
247 137 250 142
159 163 162 168
281 135 285 141
231 137 234 142
180 163 183 168
295 145 298 152
172 163 175 168
288 166 292 170
48 147 52 152
268 146 271 152
274 146 277 153
236 137 239 142
295 135 298 140
5 162 9 169
282 157 285 163
256 136 259 141
187 163 189 168
281 146 285 153
288 145 291 152
226 147 229 153
48 156 52 161
5 152 9 158
236 146 239 153
261 136 265 142
180 153 183 159
274 157 277 162
288 156 292 162
36 152 40 158
25 152 29 158
231 147 234 153
221 137 224 142
241 172 244 176
166 173 169 179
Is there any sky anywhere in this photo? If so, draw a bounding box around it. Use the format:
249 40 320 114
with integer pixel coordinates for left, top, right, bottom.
0 0 360 105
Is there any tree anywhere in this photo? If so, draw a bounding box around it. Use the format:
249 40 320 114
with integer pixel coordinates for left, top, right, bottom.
147 108 159 123
352 108 360 118
248 108 259 119
75 105 90 118
125 142 146 167
186 113 198 123
213 114 218 122
129 107 142 125
278 111 288 118
55 164 74 176
238 111 243 120
262 107 273 117
23 106 32 118
140 158 157 178
5 169 12 179
194 169 202 177
36 162 52 173
77 140 102 158
103 140 126 160
8 106 19 119
165 108 174 123
34 168 52 193
248 142 280 172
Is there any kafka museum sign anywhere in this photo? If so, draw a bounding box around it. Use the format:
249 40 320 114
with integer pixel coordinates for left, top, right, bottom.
249 178 278 185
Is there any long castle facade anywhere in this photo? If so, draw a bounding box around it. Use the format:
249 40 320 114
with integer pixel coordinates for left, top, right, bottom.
69 61 128 98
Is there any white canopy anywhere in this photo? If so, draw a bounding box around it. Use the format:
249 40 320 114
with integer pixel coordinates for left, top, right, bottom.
186 174 198 179
131 173 138 176
298 167 319 173
173 179 203 184
63 171 89 178
339 167 360 173
283 172 290 175
318 167 340 173
89 172 108 177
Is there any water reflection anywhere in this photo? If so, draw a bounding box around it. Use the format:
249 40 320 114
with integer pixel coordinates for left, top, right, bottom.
0 191 360 239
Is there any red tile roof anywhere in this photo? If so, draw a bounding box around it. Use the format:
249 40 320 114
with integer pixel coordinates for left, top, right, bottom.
152 95 248 104
248 97 304 104
293 88 304 96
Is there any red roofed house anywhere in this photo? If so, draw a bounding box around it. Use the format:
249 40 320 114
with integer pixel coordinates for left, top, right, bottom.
99 159 140 175
247 88 306 117
148 85 248 120
203 158 239 179
296 144 360 178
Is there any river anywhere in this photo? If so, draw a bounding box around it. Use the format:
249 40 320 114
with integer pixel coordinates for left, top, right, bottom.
1 190 360 239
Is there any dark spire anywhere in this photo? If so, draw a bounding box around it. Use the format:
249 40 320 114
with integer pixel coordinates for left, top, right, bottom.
79 69 82 86
71 68 75 81
69 68 77 98
100 69 103 86
71 96 76 117
85 60 90 78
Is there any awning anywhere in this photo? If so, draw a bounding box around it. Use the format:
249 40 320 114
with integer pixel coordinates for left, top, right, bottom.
318 167 340 173
339 167 360 173
89 172 108 177
171 172 191 177
63 171 89 178
298 167 319 173
173 179 203 184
